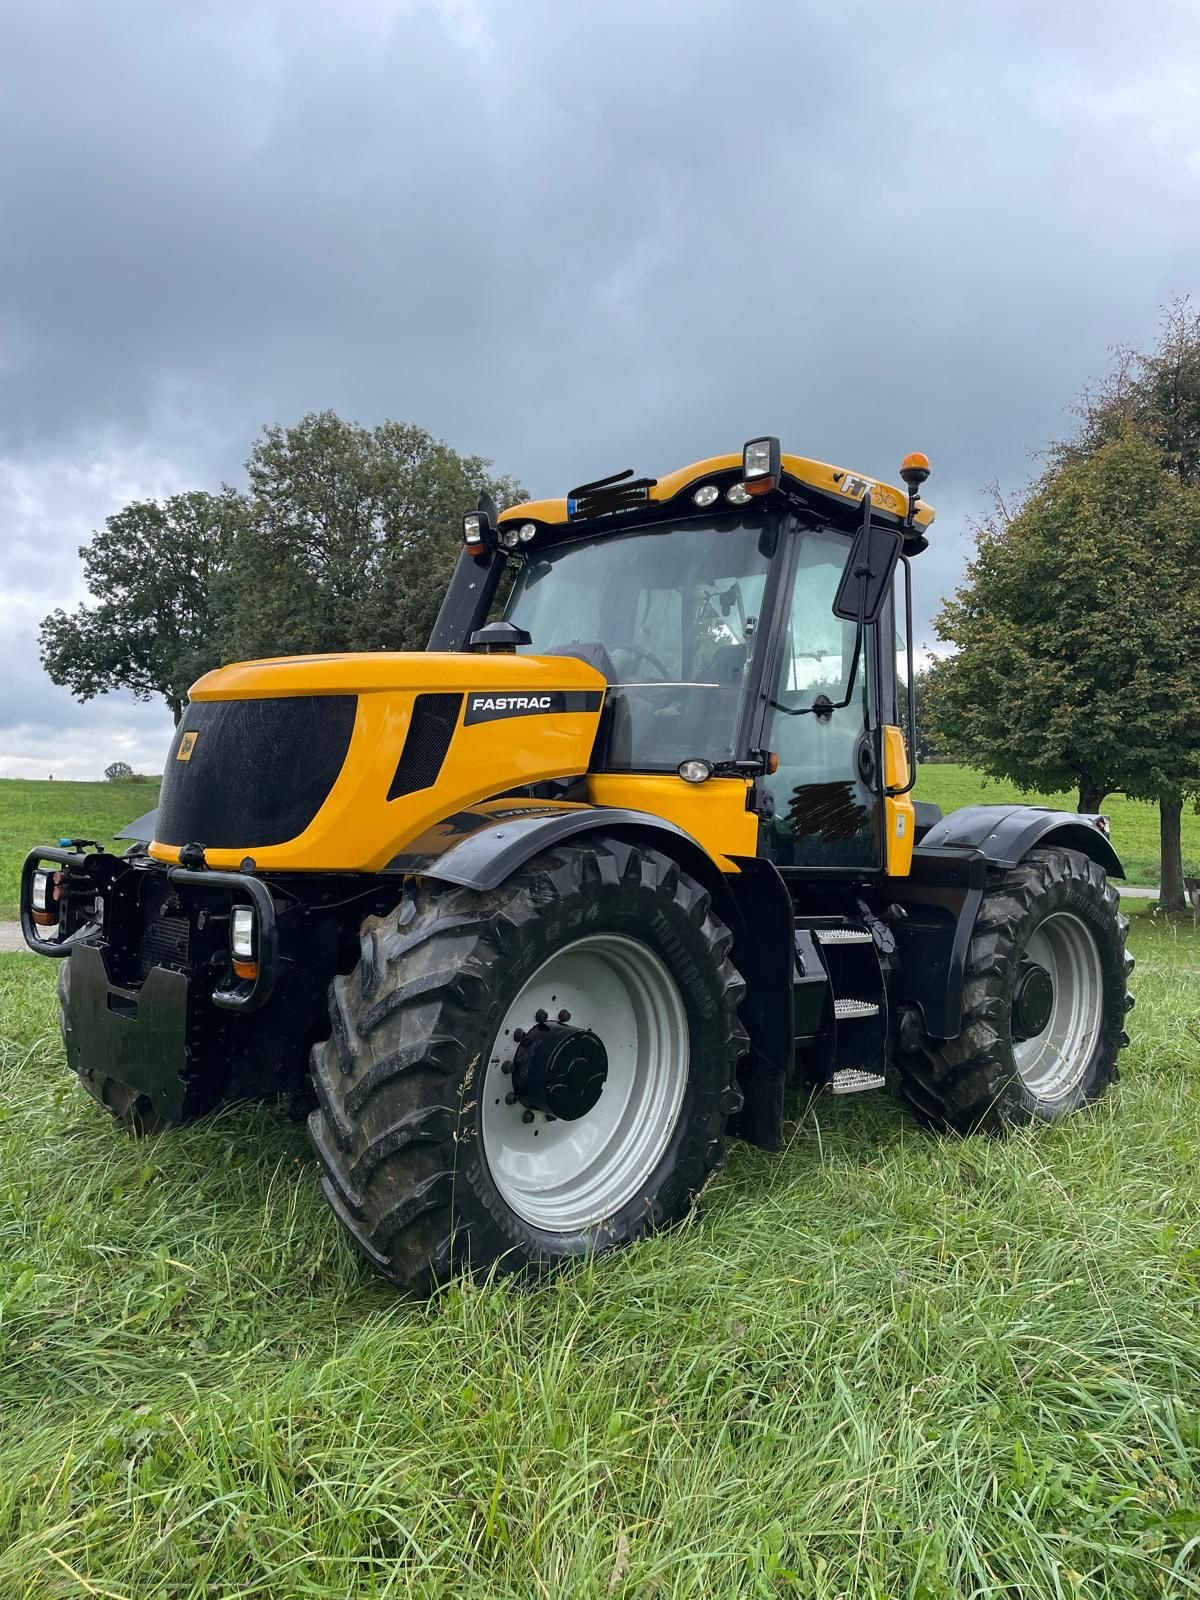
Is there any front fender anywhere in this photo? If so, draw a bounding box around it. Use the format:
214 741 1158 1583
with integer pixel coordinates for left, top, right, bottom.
385 798 720 893
920 803 1124 878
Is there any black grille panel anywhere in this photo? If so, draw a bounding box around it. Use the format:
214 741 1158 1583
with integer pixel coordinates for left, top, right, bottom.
157 696 357 848
138 912 191 978
388 694 463 799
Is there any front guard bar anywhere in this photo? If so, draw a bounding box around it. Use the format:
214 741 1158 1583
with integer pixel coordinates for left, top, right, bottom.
20 847 280 1014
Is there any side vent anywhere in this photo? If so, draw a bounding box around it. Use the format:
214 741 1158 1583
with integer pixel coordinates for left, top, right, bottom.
388 693 463 800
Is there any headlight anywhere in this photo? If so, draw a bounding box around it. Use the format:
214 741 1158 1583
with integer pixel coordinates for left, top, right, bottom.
692 484 719 507
677 759 713 785
518 523 537 543
31 870 51 912
231 905 256 959
498 527 520 549
742 435 781 495
726 482 752 505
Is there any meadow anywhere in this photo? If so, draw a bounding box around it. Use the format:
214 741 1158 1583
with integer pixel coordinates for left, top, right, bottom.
0 778 160 918
0 779 1198 1594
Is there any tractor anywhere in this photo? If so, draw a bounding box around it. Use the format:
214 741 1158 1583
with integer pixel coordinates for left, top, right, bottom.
22 439 1133 1292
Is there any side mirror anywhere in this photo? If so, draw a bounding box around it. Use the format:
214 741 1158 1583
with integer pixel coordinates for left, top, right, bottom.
832 514 902 624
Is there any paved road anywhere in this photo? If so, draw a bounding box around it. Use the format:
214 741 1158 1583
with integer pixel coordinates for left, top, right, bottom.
0 886 1168 955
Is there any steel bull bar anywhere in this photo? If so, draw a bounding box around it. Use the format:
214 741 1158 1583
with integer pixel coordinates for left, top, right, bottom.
20 846 281 1013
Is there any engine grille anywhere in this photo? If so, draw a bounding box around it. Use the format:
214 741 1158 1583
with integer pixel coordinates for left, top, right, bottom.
388 693 463 799
138 910 190 978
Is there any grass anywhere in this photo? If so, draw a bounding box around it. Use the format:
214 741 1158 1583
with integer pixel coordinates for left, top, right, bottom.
915 764 1200 888
1 910 1199 1596
0 778 160 918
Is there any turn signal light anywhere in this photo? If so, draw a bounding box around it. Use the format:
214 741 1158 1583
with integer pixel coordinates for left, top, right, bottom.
233 959 259 981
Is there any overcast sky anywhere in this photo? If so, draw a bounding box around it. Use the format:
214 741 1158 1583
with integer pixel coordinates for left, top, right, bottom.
2 0 1198 778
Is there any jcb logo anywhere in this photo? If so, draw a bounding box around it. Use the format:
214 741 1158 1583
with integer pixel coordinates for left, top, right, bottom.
176 731 199 762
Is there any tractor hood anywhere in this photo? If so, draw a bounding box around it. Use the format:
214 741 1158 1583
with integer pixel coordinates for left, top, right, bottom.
148 651 607 874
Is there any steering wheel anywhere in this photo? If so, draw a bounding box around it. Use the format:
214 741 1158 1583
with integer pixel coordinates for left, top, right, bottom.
609 642 673 680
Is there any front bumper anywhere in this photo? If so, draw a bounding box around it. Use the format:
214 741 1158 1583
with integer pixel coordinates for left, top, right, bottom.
63 943 192 1121
21 846 281 1013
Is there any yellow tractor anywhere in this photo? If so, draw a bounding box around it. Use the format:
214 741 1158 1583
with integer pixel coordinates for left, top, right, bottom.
23 440 1133 1291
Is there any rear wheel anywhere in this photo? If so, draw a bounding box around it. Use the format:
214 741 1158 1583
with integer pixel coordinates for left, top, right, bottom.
897 847 1133 1133
307 837 747 1293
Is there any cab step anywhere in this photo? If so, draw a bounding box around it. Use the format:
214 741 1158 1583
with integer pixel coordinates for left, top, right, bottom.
833 998 880 1020
828 1068 887 1094
814 927 872 944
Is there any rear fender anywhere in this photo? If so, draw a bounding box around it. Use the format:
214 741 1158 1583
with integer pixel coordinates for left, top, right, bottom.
919 803 1124 878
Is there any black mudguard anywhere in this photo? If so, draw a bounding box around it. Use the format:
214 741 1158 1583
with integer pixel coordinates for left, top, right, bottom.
889 804 1124 1042
919 804 1124 878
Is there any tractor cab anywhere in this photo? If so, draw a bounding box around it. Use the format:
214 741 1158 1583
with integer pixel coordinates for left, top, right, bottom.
433 437 934 879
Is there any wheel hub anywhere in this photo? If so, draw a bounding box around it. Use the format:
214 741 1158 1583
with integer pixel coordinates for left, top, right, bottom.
512 1018 609 1120
1012 958 1054 1042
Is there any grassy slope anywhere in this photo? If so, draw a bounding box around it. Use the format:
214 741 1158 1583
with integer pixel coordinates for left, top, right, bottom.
1 912 1199 1597
916 764 1200 887
0 779 160 918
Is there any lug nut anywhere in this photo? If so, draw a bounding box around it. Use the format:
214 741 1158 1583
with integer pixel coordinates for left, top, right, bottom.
535 1008 548 1024
557 1009 571 1023
512 1028 525 1043
521 1109 535 1124
505 1091 518 1106
501 1059 513 1075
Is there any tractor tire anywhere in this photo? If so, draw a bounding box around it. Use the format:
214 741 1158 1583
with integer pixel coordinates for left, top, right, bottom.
307 837 747 1293
897 846 1133 1134
56 956 166 1135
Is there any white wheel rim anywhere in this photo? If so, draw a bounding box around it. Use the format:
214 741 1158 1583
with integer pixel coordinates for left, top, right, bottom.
1013 911 1103 1102
480 933 689 1233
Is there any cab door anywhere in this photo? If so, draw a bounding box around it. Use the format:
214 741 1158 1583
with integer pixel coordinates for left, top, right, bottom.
756 526 881 870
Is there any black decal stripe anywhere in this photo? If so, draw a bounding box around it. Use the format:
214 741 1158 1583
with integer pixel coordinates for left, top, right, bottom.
463 691 603 726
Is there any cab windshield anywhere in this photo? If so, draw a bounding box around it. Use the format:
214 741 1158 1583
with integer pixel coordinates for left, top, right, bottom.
504 517 775 771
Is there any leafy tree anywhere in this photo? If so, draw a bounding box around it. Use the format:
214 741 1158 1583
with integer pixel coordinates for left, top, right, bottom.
39 490 247 725
104 761 134 782
224 413 522 661
929 430 1200 912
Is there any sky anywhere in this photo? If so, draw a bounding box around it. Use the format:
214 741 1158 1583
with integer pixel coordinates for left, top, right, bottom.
2 0 1199 779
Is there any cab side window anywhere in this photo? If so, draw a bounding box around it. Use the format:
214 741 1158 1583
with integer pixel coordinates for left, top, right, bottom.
759 529 879 869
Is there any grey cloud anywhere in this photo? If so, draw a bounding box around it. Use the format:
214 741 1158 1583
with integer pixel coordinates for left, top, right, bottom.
2 0 1199 770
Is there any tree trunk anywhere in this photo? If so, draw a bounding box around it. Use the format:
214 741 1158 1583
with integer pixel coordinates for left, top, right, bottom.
1077 780 1109 814
169 697 183 726
1159 796 1186 914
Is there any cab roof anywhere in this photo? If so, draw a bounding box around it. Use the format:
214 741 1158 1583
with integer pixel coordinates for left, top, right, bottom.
498 451 935 533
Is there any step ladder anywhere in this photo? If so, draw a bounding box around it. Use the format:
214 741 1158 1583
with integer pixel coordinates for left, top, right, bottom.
797 917 889 1095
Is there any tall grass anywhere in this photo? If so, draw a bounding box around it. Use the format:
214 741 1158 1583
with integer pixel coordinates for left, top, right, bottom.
2 911 1199 1596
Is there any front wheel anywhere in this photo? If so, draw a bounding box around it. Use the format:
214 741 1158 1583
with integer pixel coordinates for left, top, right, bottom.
897 847 1133 1133
307 838 747 1293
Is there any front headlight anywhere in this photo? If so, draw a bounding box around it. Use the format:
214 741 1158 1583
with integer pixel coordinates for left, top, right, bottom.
231 905 256 959
31 870 51 912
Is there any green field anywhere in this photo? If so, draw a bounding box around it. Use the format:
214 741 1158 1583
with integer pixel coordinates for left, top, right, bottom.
2 913 1199 1596
0 778 160 918
916 765 1200 888
0 767 1194 918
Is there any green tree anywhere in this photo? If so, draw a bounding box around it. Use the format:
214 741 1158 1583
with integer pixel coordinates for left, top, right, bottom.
224 412 522 660
103 761 134 782
929 430 1200 912
39 489 247 725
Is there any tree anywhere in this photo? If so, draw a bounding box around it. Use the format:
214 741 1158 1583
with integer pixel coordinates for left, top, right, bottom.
39 489 247 725
223 413 523 661
929 430 1200 912
104 761 134 782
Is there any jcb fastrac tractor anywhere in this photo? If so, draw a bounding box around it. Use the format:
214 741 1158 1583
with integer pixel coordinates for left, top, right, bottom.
23 440 1133 1292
